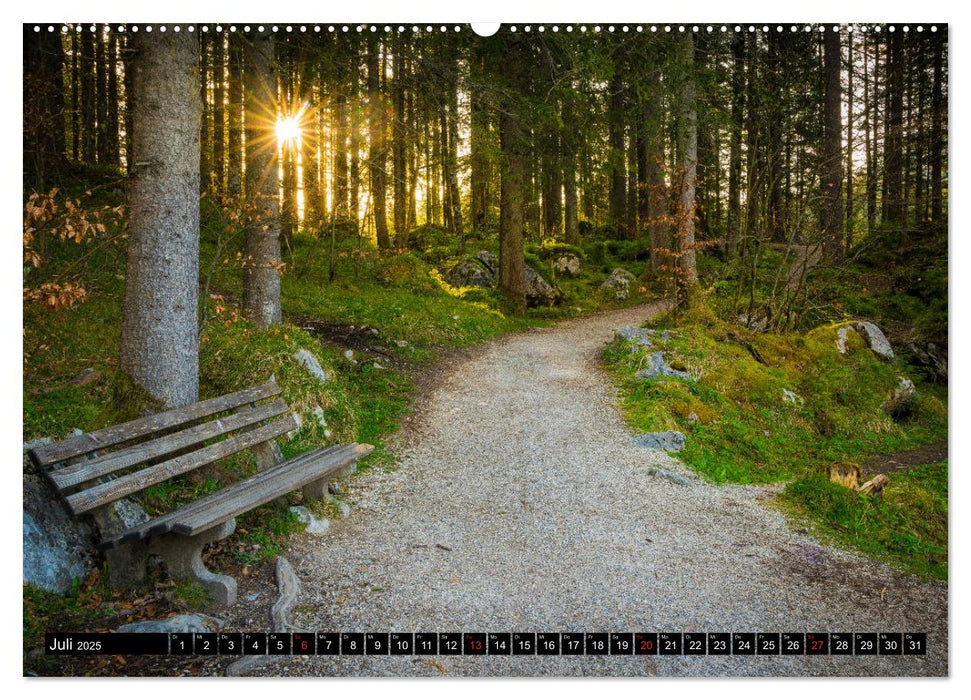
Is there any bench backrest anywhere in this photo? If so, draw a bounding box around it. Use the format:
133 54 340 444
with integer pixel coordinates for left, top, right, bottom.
28 382 296 516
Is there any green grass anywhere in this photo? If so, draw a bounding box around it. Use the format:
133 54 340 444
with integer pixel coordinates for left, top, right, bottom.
603 309 947 578
779 462 948 579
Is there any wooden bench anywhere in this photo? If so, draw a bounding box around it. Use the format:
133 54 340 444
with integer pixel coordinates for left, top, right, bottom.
27 381 371 606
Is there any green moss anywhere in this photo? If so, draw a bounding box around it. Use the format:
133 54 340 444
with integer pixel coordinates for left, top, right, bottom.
780 462 948 580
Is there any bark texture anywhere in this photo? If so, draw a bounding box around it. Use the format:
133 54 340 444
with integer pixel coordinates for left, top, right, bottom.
120 30 201 409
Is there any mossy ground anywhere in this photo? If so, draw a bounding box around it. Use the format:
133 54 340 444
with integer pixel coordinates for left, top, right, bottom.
603 306 948 579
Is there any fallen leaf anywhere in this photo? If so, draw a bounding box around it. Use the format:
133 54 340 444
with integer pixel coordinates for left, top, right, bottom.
337 595 347 604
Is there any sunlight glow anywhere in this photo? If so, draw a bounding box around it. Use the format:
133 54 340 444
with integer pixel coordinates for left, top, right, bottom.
276 114 303 145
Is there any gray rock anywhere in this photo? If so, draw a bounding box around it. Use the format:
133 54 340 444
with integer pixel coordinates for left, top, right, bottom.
645 467 693 485
633 431 686 452
552 253 582 277
290 506 332 537
23 452 97 594
635 351 692 381
475 250 498 271
293 349 328 383
117 614 224 634
883 376 917 419
343 349 356 364
442 260 494 288
601 268 636 300
395 340 408 348
615 326 655 348
852 321 894 360
836 326 855 355
524 265 561 307
782 389 803 405
905 339 947 384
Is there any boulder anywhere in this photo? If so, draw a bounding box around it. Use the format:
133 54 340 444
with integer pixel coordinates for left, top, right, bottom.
633 431 686 452
905 339 947 384
293 349 328 383
475 250 498 271
635 351 692 381
601 268 636 301
524 265 561 307
442 260 494 289
851 321 894 360
882 376 917 419
552 253 582 277
23 446 97 594
117 614 224 634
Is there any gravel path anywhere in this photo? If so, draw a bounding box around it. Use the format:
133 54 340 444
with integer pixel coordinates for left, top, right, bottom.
255 303 947 677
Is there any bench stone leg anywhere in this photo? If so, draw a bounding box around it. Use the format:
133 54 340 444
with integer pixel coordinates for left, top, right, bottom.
302 459 358 503
149 519 238 606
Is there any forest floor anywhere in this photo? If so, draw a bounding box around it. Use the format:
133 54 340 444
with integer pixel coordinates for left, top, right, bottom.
213 302 946 677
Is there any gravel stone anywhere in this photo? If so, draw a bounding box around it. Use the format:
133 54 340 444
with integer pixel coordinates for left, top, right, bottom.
247 304 946 677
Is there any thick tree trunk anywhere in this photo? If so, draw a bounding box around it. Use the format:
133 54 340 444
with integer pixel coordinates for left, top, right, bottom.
446 49 464 242
744 32 760 242
242 30 282 327
821 27 844 262
368 37 390 248
121 30 200 408
498 37 527 314
675 33 698 308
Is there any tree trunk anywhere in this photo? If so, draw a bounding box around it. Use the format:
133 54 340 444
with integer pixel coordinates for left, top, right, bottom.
821 28 844 262
227 32 243 197
727 33 744 256
106 31 120 165
242 30 282 327
645 70 670 276
470 48 490 232
498 36 527 314
23 25 68 187
608 64 627 235
846 32 854 249
675 33 698 308
885 30 905 228
121 29 200 408
349 49 361 228
212 30 225 194
199 30 210 195
562 95 579 245
930 30 944 224
80 28 96 163
95 26 109 164
368 36 390 248
446 47 464 243
71 31 80 162
744 32 760 242
392 37 408 242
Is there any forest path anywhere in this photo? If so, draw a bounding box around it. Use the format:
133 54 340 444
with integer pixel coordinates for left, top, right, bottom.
245 303 946 676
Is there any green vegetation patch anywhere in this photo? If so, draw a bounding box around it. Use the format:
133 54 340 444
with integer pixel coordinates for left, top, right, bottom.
779 462 948 579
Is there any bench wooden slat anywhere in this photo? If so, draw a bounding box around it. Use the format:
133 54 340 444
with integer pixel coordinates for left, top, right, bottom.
66 415 298 515
28 382 282 468
49 400 291 491
172 443 373 536
99 445 347 550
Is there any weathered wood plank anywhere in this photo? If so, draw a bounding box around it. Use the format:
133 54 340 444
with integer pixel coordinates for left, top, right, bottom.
49 400 290 491
172 444 373 536
29 382 281 468
97 444 348 551
67 416 297 515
